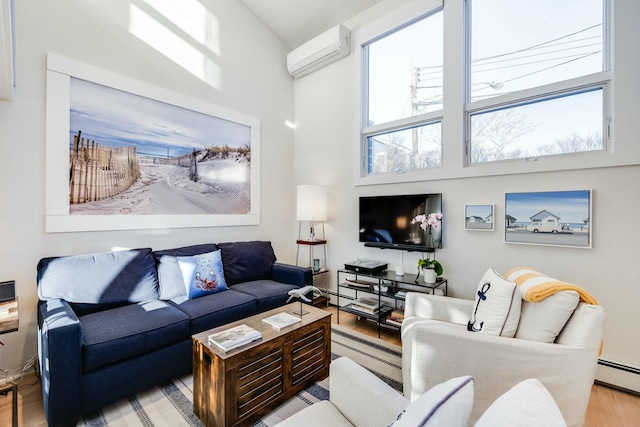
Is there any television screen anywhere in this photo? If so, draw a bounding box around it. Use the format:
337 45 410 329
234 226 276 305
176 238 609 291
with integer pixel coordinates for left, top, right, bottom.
359 193 442 252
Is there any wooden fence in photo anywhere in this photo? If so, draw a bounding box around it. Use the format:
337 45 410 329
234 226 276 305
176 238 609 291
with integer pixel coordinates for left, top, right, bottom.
69 131 141 204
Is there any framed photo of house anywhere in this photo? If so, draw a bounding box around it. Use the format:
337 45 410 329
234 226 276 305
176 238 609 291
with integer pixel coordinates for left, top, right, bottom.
45 54 261 233
464 204 494 231
504 190 592 248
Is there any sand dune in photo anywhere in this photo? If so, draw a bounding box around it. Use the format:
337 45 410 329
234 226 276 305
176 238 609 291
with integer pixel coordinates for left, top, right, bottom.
70 157 251 215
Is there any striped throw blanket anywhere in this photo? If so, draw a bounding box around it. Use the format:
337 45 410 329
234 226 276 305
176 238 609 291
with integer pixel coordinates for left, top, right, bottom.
505 266 599 305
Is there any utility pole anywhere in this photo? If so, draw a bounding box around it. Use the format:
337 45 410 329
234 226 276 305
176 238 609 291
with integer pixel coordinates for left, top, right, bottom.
410 65 419 168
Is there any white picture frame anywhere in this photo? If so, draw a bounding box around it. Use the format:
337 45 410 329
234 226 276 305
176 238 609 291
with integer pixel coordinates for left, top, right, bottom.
504 190 592 248
45 54 261 233
464 204 495 231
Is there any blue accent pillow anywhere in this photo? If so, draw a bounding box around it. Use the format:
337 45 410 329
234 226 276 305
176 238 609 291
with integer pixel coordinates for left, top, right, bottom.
177 250 229 299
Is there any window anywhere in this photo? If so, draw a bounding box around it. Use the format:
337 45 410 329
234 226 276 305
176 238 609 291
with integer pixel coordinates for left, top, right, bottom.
361 5 443 177
466 0 609 165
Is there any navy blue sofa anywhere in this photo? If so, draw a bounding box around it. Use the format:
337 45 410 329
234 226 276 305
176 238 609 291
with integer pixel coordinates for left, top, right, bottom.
36 241 311 427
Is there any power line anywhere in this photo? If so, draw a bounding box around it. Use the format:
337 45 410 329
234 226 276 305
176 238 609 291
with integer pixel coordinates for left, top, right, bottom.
472 23 602 63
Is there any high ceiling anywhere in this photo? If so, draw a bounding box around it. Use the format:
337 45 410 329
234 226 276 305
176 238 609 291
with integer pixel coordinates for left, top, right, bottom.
240 0 383 50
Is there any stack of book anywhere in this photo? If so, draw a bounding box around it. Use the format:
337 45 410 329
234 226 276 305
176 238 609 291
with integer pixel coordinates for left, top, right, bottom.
386 309 405 327
208 324 262 352
262 312 302 330
349 297 382 315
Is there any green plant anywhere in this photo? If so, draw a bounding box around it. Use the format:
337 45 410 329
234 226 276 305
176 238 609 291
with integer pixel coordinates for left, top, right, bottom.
417 258 444 276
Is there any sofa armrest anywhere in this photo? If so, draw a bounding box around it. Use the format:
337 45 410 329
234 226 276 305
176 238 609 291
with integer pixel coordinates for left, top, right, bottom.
331 357 408 426
403 293 473 325
271 262 312 286
402 319 598 426
38 299 83 426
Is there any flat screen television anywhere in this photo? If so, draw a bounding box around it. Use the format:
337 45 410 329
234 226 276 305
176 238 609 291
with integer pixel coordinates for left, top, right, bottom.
359 193 442 252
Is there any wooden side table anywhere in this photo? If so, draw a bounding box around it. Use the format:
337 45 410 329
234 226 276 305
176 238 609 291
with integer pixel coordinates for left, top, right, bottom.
0 298 18 334
0 298 19 427
0 382 18 427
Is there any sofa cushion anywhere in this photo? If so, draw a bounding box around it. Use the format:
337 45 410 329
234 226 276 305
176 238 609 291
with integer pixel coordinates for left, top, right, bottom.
231 280 301 313
154 243 218 300
515 291 580 343
80 300 190 372
218 241 277 285
390 376 474 427
467 268 521 337
473 378 566 427
37 248 159 314
177 250 229 299
170 289 257 334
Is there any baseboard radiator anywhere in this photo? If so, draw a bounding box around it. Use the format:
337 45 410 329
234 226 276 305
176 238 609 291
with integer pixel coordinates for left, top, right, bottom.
596 359 640 396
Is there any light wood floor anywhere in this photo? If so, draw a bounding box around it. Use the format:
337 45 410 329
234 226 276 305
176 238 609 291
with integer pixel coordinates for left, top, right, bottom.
1 306 638 427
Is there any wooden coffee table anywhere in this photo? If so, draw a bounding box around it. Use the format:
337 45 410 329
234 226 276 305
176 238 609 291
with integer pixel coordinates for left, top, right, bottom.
192 303 331 427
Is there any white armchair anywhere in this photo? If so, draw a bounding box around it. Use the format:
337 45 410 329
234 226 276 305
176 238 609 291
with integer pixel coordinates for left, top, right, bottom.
275 356 409 427
401 293 605 427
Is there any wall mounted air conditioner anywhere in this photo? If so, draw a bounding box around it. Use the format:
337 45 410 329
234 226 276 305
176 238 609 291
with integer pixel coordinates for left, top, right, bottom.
287 24 351 78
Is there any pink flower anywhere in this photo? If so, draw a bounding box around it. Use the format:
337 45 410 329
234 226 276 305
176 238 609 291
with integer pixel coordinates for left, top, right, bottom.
412 212 442 230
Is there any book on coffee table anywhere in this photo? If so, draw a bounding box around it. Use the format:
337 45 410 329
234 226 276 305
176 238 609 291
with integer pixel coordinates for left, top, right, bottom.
262 312 302 330
208 324 262 352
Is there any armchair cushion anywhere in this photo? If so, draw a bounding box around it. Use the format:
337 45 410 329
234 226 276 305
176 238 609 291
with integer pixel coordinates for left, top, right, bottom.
391 376 474 427
515 291 579 343
474 378 566 427
467 268 521 337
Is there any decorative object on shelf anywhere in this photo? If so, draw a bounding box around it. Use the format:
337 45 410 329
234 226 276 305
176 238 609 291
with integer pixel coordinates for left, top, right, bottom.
412 212 444 283
287 285 323 316
297 185 327 241
418 257 443 283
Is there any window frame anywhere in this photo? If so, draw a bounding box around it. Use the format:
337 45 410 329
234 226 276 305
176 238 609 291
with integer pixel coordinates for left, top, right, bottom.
353 0 631 187
464 0 612 166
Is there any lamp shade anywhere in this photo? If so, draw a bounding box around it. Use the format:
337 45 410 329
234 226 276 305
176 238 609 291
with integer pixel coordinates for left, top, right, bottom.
296 185 327 221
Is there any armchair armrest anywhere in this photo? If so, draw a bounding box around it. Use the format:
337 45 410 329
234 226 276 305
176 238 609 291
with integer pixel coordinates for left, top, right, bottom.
331 356 408 426
271 262 312 286
37 299 83 426
403 293 473 325
402 319 598 427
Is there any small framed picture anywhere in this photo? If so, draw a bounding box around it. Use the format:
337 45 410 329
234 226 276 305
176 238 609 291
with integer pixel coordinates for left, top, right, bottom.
465 204 494 231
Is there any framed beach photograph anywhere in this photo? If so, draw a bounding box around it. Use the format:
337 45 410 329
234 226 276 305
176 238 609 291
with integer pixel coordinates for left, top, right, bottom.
464 204 494 231
45 54 260 232
504 190 592 248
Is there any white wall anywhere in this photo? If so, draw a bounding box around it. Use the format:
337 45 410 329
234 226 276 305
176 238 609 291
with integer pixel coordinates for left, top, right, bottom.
0 0 295 369
293 0 640 391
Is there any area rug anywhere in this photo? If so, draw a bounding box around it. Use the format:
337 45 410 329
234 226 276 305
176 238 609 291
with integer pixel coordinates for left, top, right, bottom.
76 324 403 427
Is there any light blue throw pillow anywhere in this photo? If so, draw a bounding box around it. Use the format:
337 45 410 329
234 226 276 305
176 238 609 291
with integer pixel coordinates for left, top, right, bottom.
177 250 229 299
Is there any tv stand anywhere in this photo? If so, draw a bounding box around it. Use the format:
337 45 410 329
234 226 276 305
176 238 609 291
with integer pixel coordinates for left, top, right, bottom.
336 269 447 337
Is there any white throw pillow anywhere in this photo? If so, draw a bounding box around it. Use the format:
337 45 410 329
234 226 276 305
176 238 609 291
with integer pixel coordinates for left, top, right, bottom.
515 291 579 342
467 268 521 337
474 378 567 427
390 376 474 427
